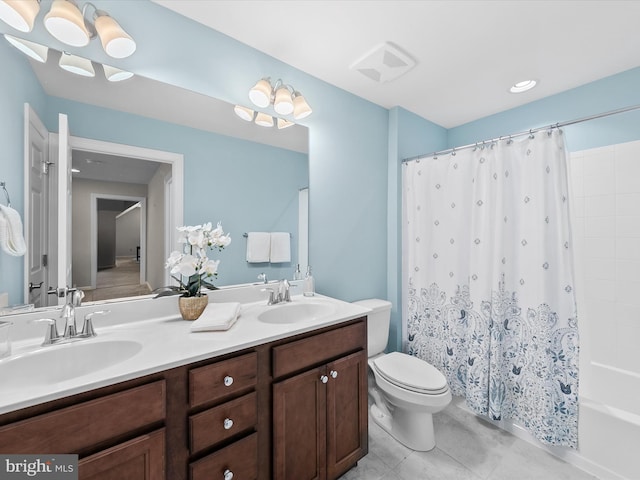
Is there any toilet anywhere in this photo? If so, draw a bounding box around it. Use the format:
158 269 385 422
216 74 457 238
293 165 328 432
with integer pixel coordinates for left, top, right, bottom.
354 299 451 451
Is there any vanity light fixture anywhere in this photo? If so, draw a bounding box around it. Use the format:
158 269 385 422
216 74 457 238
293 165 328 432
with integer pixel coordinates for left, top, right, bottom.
103 64 133 82
247 77 312 120
0 0 40 32
59 51 94 77
4 34 133 81
233 105 295 130
254 111 274 127
4 34 47 62
233 105 255 122
509 79 537 93
277 118 294 129
44 0 136 58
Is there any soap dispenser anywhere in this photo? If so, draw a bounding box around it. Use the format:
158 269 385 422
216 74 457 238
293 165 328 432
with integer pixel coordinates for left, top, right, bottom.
293 264 302 281
303 265 315 297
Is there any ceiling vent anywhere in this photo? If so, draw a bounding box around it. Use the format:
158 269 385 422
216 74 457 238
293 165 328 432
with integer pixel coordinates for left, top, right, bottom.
350 42 416 83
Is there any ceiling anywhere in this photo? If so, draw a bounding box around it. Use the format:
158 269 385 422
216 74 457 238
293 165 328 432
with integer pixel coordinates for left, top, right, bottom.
154 0 640 128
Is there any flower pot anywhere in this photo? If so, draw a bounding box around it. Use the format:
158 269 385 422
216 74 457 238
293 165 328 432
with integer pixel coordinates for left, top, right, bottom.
178 295 209 321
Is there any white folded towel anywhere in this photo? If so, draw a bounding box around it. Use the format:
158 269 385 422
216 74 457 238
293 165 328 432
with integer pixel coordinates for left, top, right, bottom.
190 302 241 332
270 232 291 263
246 232 270 263
0 205 26 257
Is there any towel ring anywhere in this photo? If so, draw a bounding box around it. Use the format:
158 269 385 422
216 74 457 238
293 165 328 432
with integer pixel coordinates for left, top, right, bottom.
0 182 10 207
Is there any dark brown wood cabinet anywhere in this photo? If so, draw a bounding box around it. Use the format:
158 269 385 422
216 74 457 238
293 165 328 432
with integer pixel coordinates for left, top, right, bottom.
78 429 166 480
0 316 367 480
272 322 368 480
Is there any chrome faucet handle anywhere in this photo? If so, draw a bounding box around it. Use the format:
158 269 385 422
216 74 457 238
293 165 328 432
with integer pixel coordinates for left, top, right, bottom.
31 318 59 346
71 289 84 307
257 273 268 284
262 287 278 305
280 279 291 302
60 303 76 338
81 310 110 338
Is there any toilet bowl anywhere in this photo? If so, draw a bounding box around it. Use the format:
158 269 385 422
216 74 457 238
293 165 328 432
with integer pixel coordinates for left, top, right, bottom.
354 299 451 451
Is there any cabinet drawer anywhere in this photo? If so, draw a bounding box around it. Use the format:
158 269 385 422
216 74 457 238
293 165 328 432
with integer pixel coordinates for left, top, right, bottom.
190 352 257 408
78 428 165 480
272 320 366 379
190 432 257 480
189 392 257 454
0 381 165 454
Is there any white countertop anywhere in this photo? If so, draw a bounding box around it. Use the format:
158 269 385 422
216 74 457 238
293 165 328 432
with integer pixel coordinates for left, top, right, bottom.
0 289 370 415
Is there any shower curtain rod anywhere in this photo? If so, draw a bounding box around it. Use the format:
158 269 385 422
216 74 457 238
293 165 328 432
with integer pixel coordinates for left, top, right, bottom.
402 103 640 163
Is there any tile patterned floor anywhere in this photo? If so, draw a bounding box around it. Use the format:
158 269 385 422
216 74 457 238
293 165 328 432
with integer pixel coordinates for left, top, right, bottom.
340 397 598 480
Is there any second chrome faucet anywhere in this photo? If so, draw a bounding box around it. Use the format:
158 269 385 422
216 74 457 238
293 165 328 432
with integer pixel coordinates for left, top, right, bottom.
264 279 291 305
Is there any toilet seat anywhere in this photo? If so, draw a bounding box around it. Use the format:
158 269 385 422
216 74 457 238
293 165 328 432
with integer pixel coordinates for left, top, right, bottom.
372 352 449 395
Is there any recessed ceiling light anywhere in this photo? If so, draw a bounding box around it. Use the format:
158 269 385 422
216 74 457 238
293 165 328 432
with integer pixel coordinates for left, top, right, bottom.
510 80 537 93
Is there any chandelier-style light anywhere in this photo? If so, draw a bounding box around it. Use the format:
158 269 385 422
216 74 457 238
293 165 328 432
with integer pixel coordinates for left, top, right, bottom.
235 77 312 129
0 0 136 58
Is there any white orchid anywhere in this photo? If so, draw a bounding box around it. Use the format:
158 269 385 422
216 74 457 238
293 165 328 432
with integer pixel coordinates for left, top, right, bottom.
163 222 231 297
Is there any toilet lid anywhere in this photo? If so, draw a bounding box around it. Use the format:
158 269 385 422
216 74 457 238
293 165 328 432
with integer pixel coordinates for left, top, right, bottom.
373 352 449 395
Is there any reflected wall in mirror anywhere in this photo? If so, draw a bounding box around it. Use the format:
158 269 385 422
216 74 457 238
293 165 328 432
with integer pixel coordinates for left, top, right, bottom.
0 35 309 312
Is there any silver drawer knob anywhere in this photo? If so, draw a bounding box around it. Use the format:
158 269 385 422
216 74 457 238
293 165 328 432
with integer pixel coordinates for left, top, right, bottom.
320 375 328 384
330 370 338 379
224 375 234 387
224 469 233 480
223 418 234 430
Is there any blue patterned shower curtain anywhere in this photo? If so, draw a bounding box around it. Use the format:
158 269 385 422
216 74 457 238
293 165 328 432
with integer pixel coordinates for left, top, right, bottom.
402 130 579 447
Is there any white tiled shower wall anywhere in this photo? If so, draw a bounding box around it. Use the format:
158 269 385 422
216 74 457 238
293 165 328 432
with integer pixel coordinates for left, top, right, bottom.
569 140 640 479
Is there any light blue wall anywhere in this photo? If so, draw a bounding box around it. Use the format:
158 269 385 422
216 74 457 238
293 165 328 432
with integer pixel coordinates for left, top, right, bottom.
0 40 46 305
448 67 640 153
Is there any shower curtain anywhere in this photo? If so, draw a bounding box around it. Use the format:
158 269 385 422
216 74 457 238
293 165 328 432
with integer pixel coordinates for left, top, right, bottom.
403 130 579 447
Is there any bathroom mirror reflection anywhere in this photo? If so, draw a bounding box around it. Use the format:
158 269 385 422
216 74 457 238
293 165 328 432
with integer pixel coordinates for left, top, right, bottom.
0 37 309 311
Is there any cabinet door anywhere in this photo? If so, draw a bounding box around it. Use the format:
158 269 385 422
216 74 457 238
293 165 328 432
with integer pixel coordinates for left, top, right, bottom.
273 367 327 480
78 429 165 480
326 351 368 480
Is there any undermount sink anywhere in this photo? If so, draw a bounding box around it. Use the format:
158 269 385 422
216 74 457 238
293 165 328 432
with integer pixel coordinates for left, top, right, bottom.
0 339 143 388
257 300 336 324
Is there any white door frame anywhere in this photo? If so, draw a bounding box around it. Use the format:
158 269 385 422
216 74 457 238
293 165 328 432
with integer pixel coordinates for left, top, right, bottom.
69 136 184 289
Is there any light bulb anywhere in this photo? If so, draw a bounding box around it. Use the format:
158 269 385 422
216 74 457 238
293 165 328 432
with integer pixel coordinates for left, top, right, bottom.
249 79 272 108
95 14 136 59
274 86 294 115
44 0 90 47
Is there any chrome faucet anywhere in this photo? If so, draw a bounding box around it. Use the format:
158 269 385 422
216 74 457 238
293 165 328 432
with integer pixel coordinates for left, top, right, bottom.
265 279 291 305
33 309 110 346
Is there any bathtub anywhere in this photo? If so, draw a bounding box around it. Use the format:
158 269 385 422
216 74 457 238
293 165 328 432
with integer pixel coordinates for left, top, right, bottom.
461 362 640 479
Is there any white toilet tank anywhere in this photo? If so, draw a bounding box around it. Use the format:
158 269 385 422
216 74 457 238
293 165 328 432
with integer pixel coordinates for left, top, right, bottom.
353 299 392 357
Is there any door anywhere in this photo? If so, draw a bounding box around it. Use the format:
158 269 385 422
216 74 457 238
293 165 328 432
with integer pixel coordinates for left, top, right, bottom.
326 351 368 480
24 104 49 307
57 113 72 302
78 429 165 480
273 367 327 480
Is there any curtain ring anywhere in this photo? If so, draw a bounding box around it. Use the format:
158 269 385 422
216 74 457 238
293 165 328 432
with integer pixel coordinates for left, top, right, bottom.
529 129 535 139
451 148 456 157
506 135 513 145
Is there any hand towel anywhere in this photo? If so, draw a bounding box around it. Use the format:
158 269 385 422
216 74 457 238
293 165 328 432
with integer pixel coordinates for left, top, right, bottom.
190 302 241 332
246 232 270 263
269 232 291 263
0 205 26 257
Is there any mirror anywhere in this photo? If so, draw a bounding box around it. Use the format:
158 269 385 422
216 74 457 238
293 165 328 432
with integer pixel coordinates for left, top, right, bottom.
0 37 309 312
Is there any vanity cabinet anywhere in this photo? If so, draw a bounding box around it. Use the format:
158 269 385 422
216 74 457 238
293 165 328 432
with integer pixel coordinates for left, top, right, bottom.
0 381 167 479
272 321 368 480
0 316 367 480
